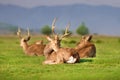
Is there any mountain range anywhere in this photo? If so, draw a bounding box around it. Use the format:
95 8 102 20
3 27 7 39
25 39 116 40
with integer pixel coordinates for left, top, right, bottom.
0 4 120 36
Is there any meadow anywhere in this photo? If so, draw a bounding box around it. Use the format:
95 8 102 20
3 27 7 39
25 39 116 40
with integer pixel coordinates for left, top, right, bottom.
0 35 120 80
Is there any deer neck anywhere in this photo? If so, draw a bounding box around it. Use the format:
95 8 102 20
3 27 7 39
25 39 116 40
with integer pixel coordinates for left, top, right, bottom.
52 46 60 52
21 42 29 51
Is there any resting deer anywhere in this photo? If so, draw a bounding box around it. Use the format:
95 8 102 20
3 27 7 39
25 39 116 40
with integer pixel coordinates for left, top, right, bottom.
43 18 80 64
75 35 96 58
17 28 45 56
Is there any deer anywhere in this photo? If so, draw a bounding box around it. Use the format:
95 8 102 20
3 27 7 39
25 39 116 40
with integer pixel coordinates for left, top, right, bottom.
43 18 80 64
17 28 46 56
75 35 96 58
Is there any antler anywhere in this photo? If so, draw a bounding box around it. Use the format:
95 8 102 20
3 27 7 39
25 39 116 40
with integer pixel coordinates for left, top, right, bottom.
60 22 71 40
85 35 92 42
17 27 31 41
17 27 22 39
52 18 57 35
27 27 30 37
51 18 70 40
25 27 31 41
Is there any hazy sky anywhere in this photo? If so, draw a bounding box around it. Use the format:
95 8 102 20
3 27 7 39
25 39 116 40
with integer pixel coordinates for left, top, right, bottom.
0 0 120 8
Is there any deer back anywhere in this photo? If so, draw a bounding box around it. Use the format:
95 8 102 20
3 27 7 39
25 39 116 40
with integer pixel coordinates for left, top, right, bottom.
25 42 45 56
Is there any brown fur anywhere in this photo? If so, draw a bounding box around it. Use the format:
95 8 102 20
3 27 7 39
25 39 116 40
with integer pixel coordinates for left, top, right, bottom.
75 35 96 58
20 38 46 56
17 28 46 56
43 35 80 64
43 18 79 64
55 48 80 64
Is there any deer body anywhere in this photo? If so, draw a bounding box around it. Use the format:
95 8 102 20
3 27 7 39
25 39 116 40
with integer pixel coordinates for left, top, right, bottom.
43 35 80 64
17 28 45 56
21 40 45 56
43 18 80 64
75 35 96 58
54 47 80 64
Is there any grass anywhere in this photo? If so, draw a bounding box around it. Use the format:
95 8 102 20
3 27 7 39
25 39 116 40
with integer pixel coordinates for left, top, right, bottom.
0 35 120 80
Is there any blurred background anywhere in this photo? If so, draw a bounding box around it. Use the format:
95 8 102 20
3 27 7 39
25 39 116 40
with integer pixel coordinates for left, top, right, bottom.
0 0 120 36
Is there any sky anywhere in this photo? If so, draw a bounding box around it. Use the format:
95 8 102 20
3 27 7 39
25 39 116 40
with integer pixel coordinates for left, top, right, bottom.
0 0 120 8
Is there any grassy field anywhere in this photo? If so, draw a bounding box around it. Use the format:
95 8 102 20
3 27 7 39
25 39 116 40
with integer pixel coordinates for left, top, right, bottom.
0 35 120 80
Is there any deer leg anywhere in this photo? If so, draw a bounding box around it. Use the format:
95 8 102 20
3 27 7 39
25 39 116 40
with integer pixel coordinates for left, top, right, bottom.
43 60 54 64
55 54 64 64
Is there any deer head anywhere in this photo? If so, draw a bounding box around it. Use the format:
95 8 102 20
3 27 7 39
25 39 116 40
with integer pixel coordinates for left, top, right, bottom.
17 28 30 48
76 35 92 48
43 18 79 64
75 35 96 58
17 28 45 56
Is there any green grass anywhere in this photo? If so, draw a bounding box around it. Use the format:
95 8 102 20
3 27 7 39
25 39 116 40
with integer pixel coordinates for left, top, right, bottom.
0 35 120 80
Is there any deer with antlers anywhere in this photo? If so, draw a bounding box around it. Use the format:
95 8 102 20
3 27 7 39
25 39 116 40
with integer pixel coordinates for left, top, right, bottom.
43 18 80 64
17 28 46 56
75 35 96 58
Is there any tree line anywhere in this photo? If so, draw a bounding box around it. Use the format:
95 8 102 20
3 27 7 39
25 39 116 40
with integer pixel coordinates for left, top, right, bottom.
41 22 89 35
0 22 90 35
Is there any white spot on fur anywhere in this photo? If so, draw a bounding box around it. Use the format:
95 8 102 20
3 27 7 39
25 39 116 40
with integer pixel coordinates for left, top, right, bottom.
67 56 77 64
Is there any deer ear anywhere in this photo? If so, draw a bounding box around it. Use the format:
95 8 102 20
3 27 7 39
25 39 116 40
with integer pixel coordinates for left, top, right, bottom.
24 36 31 42
86 35 92 41
46 36 52 41
82 36 85 39
26 36 31 41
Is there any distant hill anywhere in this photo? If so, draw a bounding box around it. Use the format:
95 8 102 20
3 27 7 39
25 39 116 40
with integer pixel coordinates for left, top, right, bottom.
0 22 18 34
0 4 120 36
